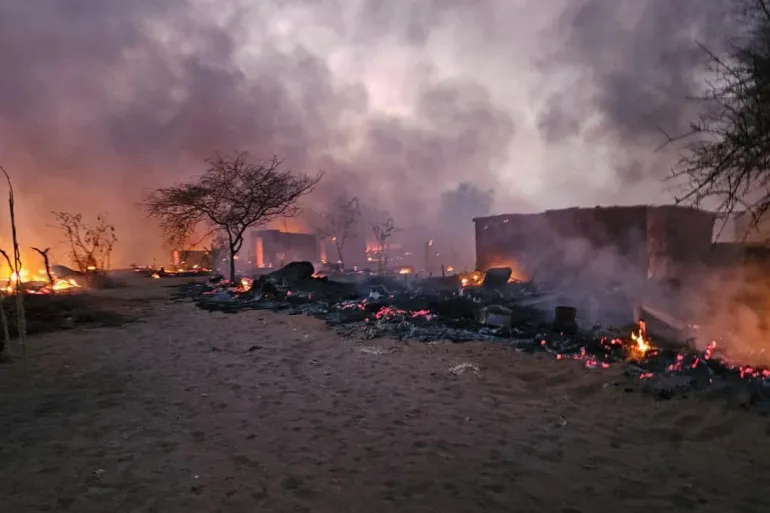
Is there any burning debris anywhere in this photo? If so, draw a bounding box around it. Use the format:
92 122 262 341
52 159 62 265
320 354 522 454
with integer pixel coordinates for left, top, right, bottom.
139 265 214 280
170 261 770 412
3 266 81 295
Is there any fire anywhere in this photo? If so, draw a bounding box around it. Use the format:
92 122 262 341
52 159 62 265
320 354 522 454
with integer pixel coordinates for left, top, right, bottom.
459 271 483 288
52 277 79 291
486 259 528 282
630 320 651 358
2 266 81 294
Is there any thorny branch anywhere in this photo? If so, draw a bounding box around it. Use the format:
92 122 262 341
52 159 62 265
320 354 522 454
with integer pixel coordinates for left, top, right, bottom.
663 0 770 236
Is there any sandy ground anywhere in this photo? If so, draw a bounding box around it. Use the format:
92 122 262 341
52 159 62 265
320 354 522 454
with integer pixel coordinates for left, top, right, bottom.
1 279 769 513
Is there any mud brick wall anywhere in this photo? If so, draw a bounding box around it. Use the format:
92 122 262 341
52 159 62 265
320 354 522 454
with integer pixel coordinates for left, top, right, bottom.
646 206 715 281
474 206 649 283
474 205 715 285
733 212 770 244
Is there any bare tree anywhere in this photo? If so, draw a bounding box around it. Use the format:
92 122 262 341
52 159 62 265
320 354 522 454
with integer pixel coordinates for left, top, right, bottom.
371 217 398 271
52 212 118 271
144 152 322 282
314 195 360 269
666 0 770 231
32 247 54 286
0 249 11 363
0 166 25 368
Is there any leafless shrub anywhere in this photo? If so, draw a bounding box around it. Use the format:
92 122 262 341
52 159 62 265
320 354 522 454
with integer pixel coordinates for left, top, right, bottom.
51 211 118 271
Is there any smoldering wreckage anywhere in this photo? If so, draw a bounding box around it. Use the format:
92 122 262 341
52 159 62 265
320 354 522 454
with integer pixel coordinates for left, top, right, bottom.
166 206 770 413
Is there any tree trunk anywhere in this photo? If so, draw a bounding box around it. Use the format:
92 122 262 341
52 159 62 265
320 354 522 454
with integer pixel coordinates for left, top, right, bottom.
335 243 344 270
228 246 236 283
226 231 237 283
0 298 10 363
33 248 54 286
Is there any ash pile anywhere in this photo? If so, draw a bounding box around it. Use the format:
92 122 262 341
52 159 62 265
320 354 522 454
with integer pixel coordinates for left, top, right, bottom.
171 262 770 412
174 264 550 341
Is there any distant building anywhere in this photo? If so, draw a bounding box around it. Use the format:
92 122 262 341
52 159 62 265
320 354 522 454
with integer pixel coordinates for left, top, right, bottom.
247 229 320 269
171 249 212 270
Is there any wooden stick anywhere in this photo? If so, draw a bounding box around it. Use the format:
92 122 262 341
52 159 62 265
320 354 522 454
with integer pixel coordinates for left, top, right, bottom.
0 248 14 361
0 167 26 375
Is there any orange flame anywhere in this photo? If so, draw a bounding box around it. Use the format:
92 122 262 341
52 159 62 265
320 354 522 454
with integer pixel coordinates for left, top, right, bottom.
630 320 651 358
3 267 81 294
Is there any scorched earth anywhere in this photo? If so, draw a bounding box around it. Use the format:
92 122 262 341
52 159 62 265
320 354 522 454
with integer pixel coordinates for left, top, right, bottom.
0 278 768 513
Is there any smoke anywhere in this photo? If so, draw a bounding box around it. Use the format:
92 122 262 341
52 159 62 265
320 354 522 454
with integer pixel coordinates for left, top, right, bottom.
679 262 770 368
0 0 739 268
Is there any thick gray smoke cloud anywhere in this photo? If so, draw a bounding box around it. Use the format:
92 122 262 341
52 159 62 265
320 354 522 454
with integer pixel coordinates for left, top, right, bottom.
0 0 735 266
542 1 729 143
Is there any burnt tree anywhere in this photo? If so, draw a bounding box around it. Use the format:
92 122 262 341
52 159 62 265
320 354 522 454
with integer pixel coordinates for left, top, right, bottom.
0 166 25 366
32 247 54 286
52 212 118 272
0 249 11 362
371 217 398 271
668 0 770 230
144 152 321 282
315 195 360 269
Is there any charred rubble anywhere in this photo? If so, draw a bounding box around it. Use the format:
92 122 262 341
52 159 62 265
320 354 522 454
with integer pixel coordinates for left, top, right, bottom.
170 261 770 411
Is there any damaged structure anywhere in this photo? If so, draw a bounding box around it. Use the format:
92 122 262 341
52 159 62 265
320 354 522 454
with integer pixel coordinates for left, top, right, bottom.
171 249 213 270
248 229 320 269
474 205 716 286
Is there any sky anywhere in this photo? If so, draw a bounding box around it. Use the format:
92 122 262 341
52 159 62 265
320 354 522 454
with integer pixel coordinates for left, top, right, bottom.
0 0 734 266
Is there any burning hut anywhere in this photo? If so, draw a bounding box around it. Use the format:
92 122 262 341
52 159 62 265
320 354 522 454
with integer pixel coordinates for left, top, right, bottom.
474 205 715 287
248 229 320 269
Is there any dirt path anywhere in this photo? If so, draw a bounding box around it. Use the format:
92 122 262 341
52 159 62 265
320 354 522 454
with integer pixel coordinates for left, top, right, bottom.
1 285 768 512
